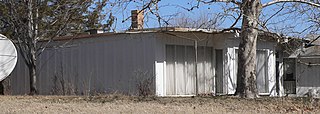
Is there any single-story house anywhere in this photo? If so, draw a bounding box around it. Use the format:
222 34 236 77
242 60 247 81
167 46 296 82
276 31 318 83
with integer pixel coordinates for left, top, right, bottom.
9 27 282 96
282 35 320 97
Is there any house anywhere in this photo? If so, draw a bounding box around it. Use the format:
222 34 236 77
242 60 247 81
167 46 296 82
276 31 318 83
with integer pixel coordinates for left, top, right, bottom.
9 27 281 96
281 35 320 97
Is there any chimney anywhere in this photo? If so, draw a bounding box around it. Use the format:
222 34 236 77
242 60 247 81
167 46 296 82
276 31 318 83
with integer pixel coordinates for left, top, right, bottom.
85 29 104 34
131 10 144 29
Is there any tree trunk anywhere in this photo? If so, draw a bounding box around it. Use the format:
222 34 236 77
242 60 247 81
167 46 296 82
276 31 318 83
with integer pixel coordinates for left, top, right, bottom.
27 0 38 95
235 0 262 98
28 48 38 95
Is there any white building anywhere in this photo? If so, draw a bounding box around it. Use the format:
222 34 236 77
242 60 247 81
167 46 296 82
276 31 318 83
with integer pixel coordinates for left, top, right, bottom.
10 27 280 96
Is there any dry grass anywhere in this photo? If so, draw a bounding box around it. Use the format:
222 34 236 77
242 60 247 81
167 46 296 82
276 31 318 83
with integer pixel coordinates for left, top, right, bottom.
0 95 319 113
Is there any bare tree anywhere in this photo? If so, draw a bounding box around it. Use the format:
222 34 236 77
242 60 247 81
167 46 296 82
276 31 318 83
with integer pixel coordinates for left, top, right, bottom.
0 0 112 95
259 2 320 38
195 0 319 98
171 12 225 29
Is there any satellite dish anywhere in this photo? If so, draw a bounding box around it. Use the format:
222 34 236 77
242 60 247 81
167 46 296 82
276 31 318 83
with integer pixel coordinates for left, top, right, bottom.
0 34 17 81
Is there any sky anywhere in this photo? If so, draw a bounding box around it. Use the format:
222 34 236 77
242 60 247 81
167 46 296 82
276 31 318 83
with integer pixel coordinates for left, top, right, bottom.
106 0 318 37
111 0 239 30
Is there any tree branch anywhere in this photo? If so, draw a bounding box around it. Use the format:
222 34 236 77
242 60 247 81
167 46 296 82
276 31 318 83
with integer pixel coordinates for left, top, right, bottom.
200 0 241 6
263 0 320 8
306 35 320 45
261 3 286 29
230 13 241 28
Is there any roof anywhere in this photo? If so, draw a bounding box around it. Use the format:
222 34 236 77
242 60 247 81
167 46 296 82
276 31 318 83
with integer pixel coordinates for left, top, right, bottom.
289 35 320 58
127 27 224 33
50 27 281 42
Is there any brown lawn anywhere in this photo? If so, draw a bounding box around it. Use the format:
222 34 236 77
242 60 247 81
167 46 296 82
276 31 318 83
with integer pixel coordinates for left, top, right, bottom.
0 95 319 113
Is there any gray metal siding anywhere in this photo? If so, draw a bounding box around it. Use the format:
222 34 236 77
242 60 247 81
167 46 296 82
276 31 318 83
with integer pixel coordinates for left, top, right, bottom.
10 33 156 95
296 58 320 97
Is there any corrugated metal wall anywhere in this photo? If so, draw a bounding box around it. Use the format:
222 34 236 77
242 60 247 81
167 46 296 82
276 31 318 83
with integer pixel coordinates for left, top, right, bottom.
10 33 156 95
9 31 279 97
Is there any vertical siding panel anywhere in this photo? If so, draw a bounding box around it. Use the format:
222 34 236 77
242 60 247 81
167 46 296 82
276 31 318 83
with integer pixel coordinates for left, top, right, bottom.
106 41 114 93
226 47 236 94
73 46 80 94
155 38 165 95
268 49 277 96
96 42 104 92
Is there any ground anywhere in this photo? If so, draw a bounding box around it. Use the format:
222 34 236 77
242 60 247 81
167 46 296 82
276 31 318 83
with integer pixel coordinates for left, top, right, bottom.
0 95 319 113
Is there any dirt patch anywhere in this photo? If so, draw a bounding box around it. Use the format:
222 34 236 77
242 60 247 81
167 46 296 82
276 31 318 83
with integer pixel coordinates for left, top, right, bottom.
0 95 319 113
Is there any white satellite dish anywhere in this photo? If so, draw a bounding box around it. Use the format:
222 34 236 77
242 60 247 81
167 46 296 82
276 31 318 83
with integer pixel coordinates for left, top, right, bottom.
0 34 17 81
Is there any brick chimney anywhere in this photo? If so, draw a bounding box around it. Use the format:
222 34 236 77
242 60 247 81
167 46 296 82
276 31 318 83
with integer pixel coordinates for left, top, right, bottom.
131 10 144 29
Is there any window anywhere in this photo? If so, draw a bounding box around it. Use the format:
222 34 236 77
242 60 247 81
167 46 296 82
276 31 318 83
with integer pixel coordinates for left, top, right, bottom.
283 58 296 94
235 49 269 94
256 50 269 93
165 45 213 95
